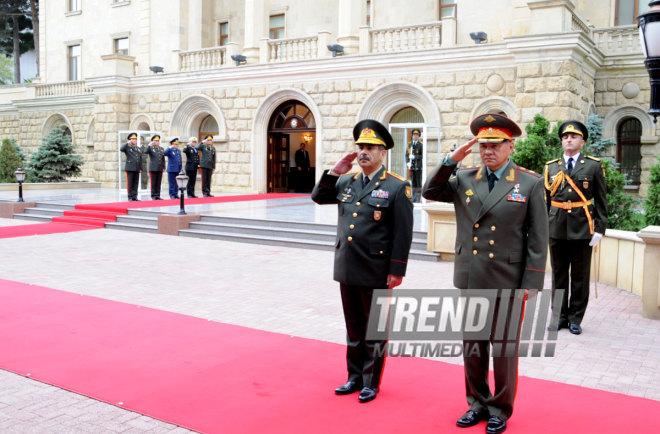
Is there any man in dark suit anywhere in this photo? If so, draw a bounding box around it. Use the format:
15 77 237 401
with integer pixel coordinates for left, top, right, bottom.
422 114 548 434
312 119 414 404
183 137 200 198
119 132 142 201
143 134 165 200
406 128 424 202
295 142 311 192
544 121 607 335
197 134 216 197
164 138 183 199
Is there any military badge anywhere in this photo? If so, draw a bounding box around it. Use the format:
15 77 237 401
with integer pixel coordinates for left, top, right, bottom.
371 189 389 199
465 189 474 196
583 181 589 189
466 197 471 205
405 185 412 199
374 210 382 221
506 193 527 203
513 184 520 193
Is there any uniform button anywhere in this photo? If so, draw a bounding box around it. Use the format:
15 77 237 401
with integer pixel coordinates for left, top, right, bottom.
473 237 478 242
347 236 353 242
356 202 361 206
489 240 495 245
375 182 380 186
474 223 480 229
349 224 355 230
473 250 478 255
491 226 496 231
489 253 494 259
568 188 572 192
379 250 384 254
568 210 572 213
376 204 380 207
353 213 358 217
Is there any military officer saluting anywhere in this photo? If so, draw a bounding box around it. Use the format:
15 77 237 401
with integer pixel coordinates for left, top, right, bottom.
423 114 548 434
119 132 142 201
143 134 166 200
183 137 200 198
197 134 216 197
164 138 183 199
312 119 414 404
545 121 607 335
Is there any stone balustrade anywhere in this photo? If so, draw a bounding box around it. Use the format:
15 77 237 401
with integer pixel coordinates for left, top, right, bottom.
571 13 592 36
592 25 641 56
34 81 93 98
368 22 442 53
179 47 227 71
267 36 319 63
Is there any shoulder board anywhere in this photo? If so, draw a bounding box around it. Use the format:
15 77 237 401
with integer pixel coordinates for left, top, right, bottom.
386 171 406 182
586 155 601 162
346 171 359 175
517 166 541 178
546 159 560 165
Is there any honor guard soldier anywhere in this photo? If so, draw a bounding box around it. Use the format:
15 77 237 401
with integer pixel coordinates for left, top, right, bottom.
139 136 149 190
423 114 548 434
197 134 216 197
164 138 183 199
119 132 142 201
183 137 200 198
406 128 424 202
544 121 607 335
312 119 414 404
143 134 165 200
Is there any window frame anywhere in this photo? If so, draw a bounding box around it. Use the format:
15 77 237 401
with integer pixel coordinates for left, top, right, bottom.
68 44 82 81
616 117 643 186
68 0 81 12
218 21 229 46
113 37 129 56
439 0 457 19
269 14 286 40
615 0 650 25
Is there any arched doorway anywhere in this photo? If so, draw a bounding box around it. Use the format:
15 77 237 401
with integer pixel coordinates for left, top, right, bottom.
267 100 316 192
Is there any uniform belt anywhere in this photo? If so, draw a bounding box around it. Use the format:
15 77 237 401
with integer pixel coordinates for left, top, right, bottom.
551 199 592 210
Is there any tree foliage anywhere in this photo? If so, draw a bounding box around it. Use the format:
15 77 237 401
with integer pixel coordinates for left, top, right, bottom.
28 128 83 182
644 156 660 227
0 137 23 182
511 114 562 174
0 0 34 83
0 53 12 84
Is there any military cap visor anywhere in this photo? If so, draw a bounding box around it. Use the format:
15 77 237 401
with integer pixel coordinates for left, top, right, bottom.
151 135 161 141
353 119 394 150
470 114 521 143
127 133 138 140
558 121 588 141
189 136 198 142
412 129 421 136
170 138 179 144
204 134 213 140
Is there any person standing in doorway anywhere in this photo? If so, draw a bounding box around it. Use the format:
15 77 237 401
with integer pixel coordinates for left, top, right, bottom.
197 134 216 197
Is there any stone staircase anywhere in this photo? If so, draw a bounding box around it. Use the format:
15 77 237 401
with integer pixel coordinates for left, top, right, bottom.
13 202 75 222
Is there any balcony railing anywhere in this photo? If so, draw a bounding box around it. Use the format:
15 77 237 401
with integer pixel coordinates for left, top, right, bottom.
34 81 93 98
179 46 227 71
571 13 593 37
369 21 442 53
592 25 641 56
268 36 319 62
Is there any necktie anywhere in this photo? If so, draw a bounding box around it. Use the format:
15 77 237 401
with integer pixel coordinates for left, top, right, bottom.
363 176 370 188
567 157 574 175
488 172 497 192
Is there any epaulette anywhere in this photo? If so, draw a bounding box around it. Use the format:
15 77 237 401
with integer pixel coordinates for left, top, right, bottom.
586 155 601 162
546 159 560 165
517 166 541 178
386 171 406 182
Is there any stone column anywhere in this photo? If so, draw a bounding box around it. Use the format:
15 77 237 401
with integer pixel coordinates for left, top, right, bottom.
337 0 360 54
318 31 332 58
243 0 269 64
637 226 660 319
441 16 456 47
187 0 203 50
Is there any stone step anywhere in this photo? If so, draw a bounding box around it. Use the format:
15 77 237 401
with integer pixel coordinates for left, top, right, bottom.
115 214 159 227
105 222 159 234
34 202 75 212
12 213 52 223
23 207 64 217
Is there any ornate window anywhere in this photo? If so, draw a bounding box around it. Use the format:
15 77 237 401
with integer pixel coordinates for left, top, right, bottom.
617 118 642 185
269 101 315 131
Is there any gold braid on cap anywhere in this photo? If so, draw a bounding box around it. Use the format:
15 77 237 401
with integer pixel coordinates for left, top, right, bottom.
544 165 565 197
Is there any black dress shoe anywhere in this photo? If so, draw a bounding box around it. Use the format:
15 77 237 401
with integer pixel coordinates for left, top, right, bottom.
189 195 198 198
547 320 569 331
334 380 362 395
456 410 488 428
358 387 378 403
569 323 582 335
486 416 507 434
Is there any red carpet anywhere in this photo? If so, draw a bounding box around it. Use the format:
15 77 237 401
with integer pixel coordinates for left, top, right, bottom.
0 279 657 433
0 223 99 238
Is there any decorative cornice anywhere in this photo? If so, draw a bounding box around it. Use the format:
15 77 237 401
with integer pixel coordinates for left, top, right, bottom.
13 94 96 112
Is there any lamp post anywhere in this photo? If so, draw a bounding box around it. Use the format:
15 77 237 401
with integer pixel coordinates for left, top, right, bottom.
176 170 189 215
638 1 660 123
14 167 25 202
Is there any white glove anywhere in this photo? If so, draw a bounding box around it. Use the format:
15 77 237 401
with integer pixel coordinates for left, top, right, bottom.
589 232 603 247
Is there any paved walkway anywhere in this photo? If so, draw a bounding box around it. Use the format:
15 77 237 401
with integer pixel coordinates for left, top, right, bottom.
0 187 658 432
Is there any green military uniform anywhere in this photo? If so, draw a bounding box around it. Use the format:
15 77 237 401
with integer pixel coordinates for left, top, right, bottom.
406 130 423 202
139 142 149 189
422 113 548 425
143 135 165 200
544 121 608 330
119 133 142 201
197 136 216 197
311 119 413 399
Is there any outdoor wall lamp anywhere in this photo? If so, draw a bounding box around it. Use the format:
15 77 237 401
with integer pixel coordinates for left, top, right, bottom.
638 1 660 123
231 54 247 66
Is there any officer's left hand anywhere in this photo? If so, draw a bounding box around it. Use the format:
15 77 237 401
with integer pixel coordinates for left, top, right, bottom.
589 232 603 247
387 274 403 289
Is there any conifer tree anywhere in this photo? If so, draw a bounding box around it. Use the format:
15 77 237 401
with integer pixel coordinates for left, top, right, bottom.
28 128 83 182
512 113 562 174
0 137 23 182
644 156 660 226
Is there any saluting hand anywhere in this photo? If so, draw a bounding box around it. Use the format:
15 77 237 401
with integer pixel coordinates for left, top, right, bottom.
449 137 478 163
330 152 358 176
